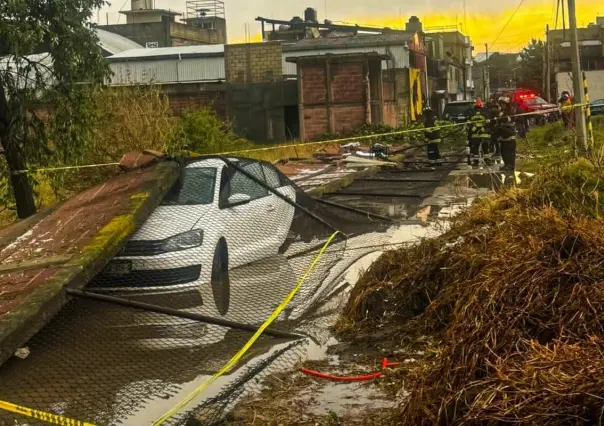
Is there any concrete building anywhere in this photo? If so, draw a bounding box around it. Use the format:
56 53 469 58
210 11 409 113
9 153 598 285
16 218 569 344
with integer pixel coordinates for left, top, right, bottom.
426 28 474 102
98 0 227 48
548 16 604 100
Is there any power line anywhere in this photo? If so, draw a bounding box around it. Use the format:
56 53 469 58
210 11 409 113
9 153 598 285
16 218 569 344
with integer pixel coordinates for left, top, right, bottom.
491 0 526 46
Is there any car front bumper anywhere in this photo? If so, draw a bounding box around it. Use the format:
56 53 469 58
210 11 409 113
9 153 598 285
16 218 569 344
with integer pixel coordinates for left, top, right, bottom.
91 264 202 290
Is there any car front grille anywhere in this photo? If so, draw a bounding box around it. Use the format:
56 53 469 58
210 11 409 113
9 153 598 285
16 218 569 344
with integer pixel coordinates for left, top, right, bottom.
120 240 165 257
91 265 202 289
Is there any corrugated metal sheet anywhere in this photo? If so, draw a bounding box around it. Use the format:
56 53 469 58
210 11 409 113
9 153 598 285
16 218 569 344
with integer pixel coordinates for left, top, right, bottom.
95 29 142 55
282 45 409 76
109 56 225 85
108 44 225 60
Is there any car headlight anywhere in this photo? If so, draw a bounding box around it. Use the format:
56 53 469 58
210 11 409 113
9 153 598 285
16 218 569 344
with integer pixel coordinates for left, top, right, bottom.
161 230 204 252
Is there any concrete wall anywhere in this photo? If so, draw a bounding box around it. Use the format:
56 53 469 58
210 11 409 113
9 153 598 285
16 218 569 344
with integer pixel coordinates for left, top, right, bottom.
98 21 226 48
227 81 299 142
170 22 226 46
100 22 171 47
157 80 298 142
556 70 604 101
225 42 283 84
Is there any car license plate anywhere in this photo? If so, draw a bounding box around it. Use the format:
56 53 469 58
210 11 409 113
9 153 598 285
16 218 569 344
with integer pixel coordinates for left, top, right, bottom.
104 260 132 276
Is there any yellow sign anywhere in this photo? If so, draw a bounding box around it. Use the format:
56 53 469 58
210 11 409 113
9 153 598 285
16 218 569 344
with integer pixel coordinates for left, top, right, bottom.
409 68 423 121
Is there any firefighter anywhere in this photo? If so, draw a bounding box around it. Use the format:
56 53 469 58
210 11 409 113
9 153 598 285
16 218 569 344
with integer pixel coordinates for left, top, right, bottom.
488 102 503 166
424 106 442 164
558 91 573 128
467 99 490 169
496 96 517 172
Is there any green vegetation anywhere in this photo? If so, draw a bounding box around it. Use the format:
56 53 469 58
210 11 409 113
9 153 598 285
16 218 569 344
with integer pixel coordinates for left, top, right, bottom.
0 0 110 218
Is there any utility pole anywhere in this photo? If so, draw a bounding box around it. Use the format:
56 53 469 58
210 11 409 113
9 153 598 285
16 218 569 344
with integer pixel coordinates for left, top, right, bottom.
545 24 552 104
485 43 490 100
568 0 588 150
543 25 548 98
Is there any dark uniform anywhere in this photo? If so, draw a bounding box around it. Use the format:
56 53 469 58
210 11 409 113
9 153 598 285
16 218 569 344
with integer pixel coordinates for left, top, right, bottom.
496 102 517 171
424 108 442 163
467 106 490 168
488 103 503 165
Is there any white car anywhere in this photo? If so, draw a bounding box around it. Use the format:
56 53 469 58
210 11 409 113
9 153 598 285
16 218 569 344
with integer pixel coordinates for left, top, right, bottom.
90 157 297 315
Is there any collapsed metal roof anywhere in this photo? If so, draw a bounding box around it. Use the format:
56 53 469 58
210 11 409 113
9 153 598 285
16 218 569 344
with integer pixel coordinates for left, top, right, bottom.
95 28 143 56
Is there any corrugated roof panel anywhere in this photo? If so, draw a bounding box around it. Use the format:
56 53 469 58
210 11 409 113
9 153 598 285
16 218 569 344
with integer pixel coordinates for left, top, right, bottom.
95 28 143 55
109 56 225 85
108 44 225 60
282 45 409 76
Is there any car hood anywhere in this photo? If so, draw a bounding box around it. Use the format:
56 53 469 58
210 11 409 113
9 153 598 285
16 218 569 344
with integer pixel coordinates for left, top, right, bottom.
132 205 213 241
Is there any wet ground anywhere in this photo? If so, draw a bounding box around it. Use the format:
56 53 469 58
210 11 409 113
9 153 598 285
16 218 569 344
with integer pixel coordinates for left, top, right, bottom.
0 151 498 426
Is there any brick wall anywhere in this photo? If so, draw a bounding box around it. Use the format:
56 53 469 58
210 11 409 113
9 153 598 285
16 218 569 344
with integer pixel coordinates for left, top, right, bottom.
332 105 366 134
331 63 365 103
302 107 329 141
161 83 228 118
301 66 327 104
225 42 283 84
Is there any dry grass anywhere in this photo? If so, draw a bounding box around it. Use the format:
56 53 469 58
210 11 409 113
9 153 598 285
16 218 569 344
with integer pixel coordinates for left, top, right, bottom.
337 158 604 425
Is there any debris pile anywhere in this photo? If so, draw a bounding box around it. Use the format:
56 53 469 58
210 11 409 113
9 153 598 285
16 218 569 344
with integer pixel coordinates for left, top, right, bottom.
338 159 604 424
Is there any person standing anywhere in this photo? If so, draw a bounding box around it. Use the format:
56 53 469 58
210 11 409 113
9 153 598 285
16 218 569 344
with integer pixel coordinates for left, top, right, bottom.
467 99 490 169
496 97 518 172
424 106 442 164
489 102 503 166
558 91 573 128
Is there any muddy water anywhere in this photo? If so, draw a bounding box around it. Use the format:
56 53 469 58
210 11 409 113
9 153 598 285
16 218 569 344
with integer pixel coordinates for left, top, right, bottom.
0 163 483 426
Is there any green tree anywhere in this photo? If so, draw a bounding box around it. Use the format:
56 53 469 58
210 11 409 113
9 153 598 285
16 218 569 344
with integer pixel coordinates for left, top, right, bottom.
0 0 110 218
517 39 546 94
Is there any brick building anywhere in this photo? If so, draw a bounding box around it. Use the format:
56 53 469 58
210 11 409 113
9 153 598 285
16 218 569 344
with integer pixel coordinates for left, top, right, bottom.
289 53 407 141
225 42 283 83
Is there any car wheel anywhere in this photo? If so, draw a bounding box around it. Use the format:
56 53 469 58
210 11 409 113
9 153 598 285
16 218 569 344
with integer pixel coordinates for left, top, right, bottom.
211 238 230 316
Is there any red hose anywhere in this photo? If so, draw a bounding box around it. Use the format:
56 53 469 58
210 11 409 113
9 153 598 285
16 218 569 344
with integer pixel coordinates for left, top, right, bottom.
299 367 382 382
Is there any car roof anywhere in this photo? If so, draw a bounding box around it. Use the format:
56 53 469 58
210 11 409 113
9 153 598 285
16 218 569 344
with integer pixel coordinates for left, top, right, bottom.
185 156 269 169
185 158 228 168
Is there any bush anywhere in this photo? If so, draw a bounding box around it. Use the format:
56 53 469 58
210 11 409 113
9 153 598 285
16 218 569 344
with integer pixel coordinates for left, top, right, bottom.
179 108 252 155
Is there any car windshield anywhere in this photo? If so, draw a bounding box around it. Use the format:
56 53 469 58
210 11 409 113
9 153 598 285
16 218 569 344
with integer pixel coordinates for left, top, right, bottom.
445 103 474 116
162 167 217 206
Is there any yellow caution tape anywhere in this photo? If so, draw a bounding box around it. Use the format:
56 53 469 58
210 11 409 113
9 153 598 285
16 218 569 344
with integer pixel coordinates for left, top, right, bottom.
152 231 341 425
0 400 96 426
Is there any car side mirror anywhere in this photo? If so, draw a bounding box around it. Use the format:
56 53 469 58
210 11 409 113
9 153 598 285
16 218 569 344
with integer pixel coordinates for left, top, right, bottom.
228 193 251 207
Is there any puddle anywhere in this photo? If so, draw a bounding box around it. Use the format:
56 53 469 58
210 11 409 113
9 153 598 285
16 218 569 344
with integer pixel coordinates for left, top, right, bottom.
290 380 394 418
